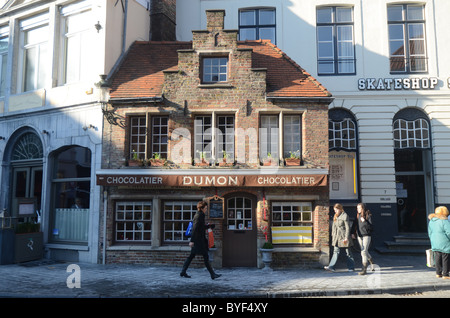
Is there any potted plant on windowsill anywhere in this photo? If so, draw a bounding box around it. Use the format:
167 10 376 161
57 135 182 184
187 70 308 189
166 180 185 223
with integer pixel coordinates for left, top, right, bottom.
128 150 143 167
262 153 277 166
285 150 301 166
194 151 209 166
149 152 166 167
218 150 233 167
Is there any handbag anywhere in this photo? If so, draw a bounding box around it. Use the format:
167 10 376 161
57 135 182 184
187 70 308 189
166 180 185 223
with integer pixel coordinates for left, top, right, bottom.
208 228 215 248
185 221 193 237
426 249 435 268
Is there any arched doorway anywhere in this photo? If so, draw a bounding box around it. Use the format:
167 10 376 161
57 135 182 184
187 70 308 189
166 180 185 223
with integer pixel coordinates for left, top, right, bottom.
222 192 257 267
8 130 44 223
393 108 433 233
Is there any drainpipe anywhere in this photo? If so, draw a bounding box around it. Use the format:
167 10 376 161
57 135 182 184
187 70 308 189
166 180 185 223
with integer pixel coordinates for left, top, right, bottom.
121 0 128 54
102 190 108 265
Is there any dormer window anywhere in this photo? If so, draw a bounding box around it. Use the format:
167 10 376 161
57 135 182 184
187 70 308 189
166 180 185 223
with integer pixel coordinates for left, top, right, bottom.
202 57 228 83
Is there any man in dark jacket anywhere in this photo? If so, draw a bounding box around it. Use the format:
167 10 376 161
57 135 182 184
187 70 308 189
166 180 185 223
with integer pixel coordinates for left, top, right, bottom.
180 201 221 279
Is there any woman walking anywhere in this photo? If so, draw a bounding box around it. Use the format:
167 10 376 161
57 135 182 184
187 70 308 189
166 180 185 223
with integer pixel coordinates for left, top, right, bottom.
180 200 221 280
428 206 450 279
324 203 355 272
354 203 374 275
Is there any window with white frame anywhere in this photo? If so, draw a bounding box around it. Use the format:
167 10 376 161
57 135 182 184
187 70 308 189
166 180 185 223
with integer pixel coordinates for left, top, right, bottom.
260 115 279 161
259 114 302 163
272 202 312 227
163 201 198 243
129 115 168 160
115 201 152 242
393 118 430 149
0 26 8 97
239 8 276 44
316 6 355 75
283 115 301 158
194 114 235 163
60 1 94 84
202 57 228 83
329 118 356 149
19 13 49 92
388 4 427 73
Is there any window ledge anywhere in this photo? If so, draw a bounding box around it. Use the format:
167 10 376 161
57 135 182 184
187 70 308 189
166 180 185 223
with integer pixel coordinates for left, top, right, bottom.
273 246 319 253
108 245 190 252
46 243 89 251
198 84 233 89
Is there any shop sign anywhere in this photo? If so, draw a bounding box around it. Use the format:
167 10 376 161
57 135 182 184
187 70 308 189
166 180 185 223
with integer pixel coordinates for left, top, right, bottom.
358 77 438 90
96 173 327 187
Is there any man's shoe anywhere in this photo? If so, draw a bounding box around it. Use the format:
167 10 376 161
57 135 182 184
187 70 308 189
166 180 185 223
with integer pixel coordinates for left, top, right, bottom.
211 273 221 280
180 272 191 278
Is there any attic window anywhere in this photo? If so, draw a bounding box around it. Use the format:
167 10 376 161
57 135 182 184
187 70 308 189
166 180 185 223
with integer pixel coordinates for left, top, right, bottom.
202 57 228 83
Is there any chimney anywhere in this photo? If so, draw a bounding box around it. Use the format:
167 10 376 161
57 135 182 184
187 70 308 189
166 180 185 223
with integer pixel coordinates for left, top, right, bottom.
206 9 225 32
150 0 176 41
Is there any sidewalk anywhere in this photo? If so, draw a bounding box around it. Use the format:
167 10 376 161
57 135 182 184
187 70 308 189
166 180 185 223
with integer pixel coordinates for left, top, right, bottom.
0 251 449 298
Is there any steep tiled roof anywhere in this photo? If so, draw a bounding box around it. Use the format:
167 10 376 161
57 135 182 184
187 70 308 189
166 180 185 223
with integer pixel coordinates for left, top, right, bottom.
108 40 331 100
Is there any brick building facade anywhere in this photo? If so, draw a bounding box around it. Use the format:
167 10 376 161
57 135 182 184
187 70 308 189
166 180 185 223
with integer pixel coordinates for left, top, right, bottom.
96 10 333 268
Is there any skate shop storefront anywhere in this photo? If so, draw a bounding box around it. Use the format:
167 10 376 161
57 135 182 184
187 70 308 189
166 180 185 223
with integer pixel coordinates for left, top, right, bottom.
97 169 330 268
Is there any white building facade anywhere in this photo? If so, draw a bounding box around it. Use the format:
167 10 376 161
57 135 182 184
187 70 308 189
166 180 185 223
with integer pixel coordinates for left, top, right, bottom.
0 0 152 263
176 0 450 246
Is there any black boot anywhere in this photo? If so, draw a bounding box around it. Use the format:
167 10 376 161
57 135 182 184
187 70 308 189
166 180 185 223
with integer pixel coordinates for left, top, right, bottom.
211 273 222 280
180 255 193 278
180 272 191 278
205 259 221 280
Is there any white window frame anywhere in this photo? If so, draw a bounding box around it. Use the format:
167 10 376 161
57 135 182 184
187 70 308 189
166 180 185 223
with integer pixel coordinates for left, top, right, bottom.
387 4 427 73
393 118 430 149
59 1 93 85
0 25 9 97
115 201 152 242
129 114 169 160
271 201 313 227
329 118 356 150
163 200 198 243
316 6 355 75
18 13 49 93
259 113 303 163
194 113 235 163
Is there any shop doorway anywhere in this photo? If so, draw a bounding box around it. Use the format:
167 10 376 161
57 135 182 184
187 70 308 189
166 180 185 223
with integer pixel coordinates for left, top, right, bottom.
393 109 434 233
222 193 257 267
395 149 433 233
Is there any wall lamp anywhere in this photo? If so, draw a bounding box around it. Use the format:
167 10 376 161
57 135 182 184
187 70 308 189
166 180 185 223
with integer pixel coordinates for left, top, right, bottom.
0 136 5 140
42 130 50 135
83 124 97 131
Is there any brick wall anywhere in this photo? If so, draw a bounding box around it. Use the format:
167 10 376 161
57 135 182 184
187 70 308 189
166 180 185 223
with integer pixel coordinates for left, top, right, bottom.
100 9 330 266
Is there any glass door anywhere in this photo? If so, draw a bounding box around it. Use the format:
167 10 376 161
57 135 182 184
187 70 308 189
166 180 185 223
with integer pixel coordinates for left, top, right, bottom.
223 194 257 267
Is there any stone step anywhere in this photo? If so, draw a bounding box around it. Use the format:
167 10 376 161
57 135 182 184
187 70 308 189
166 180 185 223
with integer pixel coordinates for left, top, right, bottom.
375 246 427 256
376 233 430 255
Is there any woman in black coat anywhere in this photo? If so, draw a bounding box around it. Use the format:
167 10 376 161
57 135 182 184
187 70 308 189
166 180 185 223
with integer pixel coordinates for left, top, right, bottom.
180 201 221 279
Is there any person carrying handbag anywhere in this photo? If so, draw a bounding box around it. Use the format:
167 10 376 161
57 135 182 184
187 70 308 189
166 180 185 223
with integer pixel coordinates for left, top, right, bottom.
180 200 221 280
428 206 450 279
324 203 355 272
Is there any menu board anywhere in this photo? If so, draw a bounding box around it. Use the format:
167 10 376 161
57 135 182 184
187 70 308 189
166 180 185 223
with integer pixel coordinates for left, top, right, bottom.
208 197 224 219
